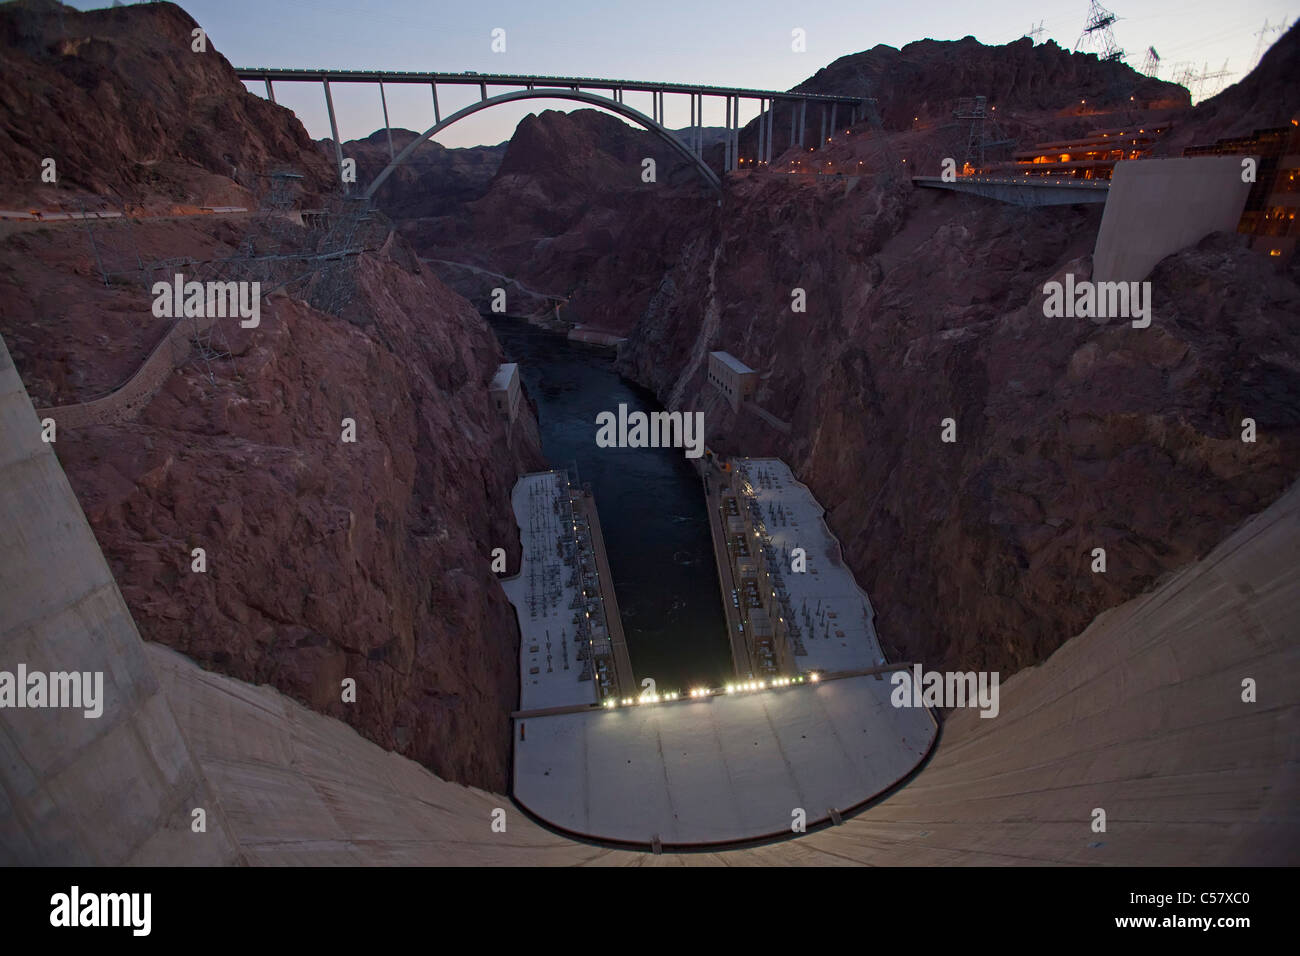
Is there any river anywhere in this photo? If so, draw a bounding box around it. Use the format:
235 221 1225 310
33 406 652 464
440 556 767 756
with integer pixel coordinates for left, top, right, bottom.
489 317 733 691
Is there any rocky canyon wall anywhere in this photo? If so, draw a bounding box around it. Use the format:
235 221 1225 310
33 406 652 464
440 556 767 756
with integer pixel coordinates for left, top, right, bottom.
387 31 1300 685
618 173 1300 675
0 1 544 790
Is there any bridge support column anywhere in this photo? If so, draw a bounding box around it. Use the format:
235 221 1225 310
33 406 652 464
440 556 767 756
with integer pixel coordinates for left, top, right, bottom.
431 83 440 123
731 97 738 171
696 94 703 156
723 96 731 172
799 99 807 148
767 100 775 164
479 81 487 102
755 98 764 167
830 103 837 138
762 99 770 165
820 105 827 147
736 99 742 169
734 98 741 171
323 79 345 193
379 82 394 161
731 97 739 172
723 96 730 171
689 95 695 154
265 78 275 104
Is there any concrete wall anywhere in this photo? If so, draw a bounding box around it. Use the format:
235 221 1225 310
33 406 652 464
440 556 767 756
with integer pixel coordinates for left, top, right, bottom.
1093 156 1254 282
0 335 241 865
154 479 1299 865
34 312 216 429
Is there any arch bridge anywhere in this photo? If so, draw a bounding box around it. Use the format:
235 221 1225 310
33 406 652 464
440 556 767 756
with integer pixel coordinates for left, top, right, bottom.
234 68 872 194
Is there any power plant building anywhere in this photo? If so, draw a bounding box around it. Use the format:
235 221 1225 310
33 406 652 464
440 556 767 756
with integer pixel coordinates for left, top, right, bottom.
490 362 521 423
708 351 757 411
1184 119 1300 264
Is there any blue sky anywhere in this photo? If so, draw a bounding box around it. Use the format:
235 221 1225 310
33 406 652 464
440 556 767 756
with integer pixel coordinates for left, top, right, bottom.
72 1 1294 147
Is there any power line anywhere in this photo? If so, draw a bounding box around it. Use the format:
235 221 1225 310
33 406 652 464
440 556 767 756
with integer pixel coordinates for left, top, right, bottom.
1075 0 1125 62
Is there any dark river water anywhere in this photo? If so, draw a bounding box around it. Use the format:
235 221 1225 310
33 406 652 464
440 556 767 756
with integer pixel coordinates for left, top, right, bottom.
489 317 733 691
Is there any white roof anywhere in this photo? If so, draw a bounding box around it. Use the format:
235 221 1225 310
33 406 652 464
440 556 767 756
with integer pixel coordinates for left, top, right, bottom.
738 458 884 672
515 676 935 844
499 472 599 711
490 362 518 391
709 351 755 375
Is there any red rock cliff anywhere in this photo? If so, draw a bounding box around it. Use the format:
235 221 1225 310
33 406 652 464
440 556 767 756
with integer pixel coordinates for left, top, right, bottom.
0 1 545 790
379 30 1300 685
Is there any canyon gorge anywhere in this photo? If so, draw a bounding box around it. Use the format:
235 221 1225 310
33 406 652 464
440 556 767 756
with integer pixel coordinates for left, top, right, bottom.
1 0 1297 797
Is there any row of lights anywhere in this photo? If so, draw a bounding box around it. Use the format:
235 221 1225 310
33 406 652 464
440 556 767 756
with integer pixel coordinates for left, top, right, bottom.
604 691 680 708
601 673 820 709
726 673 818 694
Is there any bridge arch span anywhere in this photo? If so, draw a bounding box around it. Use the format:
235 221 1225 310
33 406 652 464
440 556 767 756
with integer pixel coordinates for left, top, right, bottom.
364 88 721 198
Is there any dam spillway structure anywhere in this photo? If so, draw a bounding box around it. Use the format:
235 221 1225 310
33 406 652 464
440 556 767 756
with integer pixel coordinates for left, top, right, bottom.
2 0 1299 893
499 461 937 849
4 327 1295 863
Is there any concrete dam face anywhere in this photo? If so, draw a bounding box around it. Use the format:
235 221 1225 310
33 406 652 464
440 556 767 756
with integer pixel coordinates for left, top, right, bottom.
3 2 1299 878
3 332 1296 866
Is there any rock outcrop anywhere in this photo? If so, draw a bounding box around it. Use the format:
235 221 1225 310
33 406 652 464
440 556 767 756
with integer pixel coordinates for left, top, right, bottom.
369 108 708 318
615 176 1300 675
332 128 507 221
0 0 333 210
0 0 544 790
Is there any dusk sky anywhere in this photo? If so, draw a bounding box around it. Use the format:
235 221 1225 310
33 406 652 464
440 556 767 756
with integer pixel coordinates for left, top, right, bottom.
73 0 1294 148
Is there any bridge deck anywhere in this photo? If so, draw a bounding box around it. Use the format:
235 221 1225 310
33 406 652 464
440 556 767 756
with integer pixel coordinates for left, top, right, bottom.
234 67 865 104
912 174 1110 206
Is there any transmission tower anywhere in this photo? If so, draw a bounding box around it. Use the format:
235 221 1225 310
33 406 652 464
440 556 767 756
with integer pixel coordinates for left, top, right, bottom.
1252 19 1286 68
305 195 379 316
1140 46 1160 77
1193 60 1235 99
951 96 1016 169
1024 20 1046 43
1075 0 1125 62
